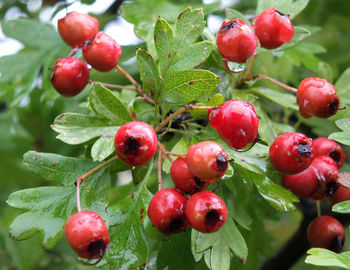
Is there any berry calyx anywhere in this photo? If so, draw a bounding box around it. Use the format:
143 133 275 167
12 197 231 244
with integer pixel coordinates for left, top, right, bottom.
170 157 209 195
83 32 122 72
64 211 109 260
216 18 257 63
253 8 294 49
307 216 345 253
147 188 188 233
185 191 227 233
58 11 99 48
331 186 350 205
210 99 259 150
114 121 158 166
313 137 345 169
269 132 313 175
297 77 340 119
50 57 90 97
186 141 229 182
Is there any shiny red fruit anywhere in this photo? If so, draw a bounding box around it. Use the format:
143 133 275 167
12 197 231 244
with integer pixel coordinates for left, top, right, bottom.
253 8 294 49
170 157 209 195
114 121 157 166
210 99 259 150
185 191 227 233
297 77 340 119
58 11 99 48
331 186 350 205
50 57 90 97
216 19 257 63
282 167 318 198
83 32 122 72
313 137 345 169
186 141 229 182
64 211 109 259
269 132 313 175
147 188 188 233
307 216 345 253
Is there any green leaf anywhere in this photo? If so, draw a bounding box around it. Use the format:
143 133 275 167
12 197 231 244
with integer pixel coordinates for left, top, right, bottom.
275 26 311 51
162 137 189 173
332 200 350 214
136 48 161 99
7 151 110 249
329 119 350 145
225 8 251 25
256 0 309 19
335 67 350 105
161 70 220 105
252 87 298 110
51 113 119 145
89 83 132 124
105 160 153 269
91 133 117 161
305 248 350 269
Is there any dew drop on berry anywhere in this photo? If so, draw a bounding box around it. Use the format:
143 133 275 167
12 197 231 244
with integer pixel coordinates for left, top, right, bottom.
223 61 246 73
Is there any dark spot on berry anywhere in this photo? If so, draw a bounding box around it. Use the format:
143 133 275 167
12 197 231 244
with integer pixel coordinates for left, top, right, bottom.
194 177 206 190
205 209 221 227
169 217 184 232
87 239 106 259
221 21 237 31
328 99 340 116
325 182 338 196
329 150 341 164
329 236 344 253
124 138 140 155
297 143 312 158
216 154 228 172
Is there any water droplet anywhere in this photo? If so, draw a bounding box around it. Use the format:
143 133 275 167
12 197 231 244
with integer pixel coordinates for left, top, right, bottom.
223 60 246 73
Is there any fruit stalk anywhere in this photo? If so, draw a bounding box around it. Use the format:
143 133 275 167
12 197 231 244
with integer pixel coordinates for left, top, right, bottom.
251 73 298 93
158 149 163 191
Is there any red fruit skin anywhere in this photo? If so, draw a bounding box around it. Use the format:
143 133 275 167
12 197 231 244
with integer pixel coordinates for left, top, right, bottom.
253 8 294 49
114 121 157 166
210 99 259 150
170 158 209 195
186 141 229 182
307 216 345 252
313 137 345 169
58 11 99 48
216 19 257 63
185 191 227 233
147 188 188 233
83 32 122 72
269 132 314 175
64 211 109 259
297 77 340 119
50 57 90 97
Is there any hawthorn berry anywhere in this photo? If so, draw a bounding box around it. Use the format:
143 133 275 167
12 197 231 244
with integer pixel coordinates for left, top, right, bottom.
50 57 90 97
313 137 345 169
297 77 340 119
282 167 318 198
114 121 157 166
147 188 188 233
64 211 109 260
83 32 122 72
307 216 345 253
186 141 229 182
253 8 294 49
185 190 227 233
170 157 209 195
331 186 350 205
216 18 257 63
210 99 259 150
269 132 313 175
58 11 99 48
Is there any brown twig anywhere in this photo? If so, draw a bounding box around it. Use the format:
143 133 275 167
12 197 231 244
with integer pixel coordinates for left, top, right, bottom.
89 80 137 91
251 74 298 93
245 54 257 80
158 149 163 191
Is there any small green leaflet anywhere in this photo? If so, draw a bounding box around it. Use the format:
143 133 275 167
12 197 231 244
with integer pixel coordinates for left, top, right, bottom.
252 88 298 110
305 248 350 269
7 151 110 249
329 119 350 146
256 0 309 19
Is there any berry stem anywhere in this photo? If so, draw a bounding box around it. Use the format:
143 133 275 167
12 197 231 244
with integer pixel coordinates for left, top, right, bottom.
154 104 221 134
67 48 76 57
244 54 257 80
251 74 298 93
89 80 137 91
158 142 175 163
316 200 321 217
76 177 82 212
158 149 163 191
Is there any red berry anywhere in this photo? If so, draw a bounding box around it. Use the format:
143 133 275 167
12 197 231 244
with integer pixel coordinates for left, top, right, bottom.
282 167 318 198
269 132 313 175
210 99 259 150
114 121 157 166
216 19 257 63
64 211 109 259
147 188 188 233
170 157 209 195
50 57 90 97
186 141 229 182
185 191 227 233
313 137 345 169
58 11 99 48
297 77 340 119
83 32 122 72
253 8 294 49
307 216 345 253
331 186 350 205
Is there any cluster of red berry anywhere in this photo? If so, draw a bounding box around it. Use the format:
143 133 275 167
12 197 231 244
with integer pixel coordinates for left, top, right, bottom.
51 12 122 97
